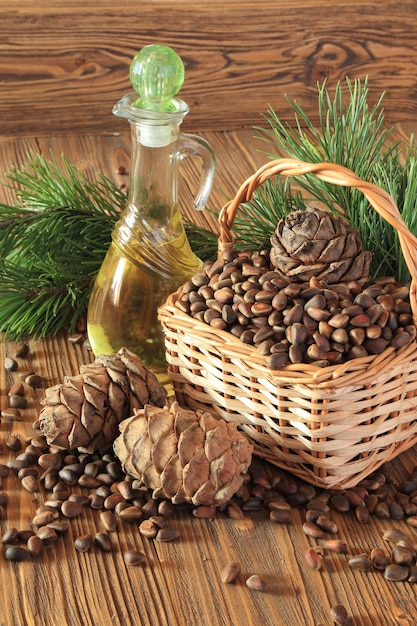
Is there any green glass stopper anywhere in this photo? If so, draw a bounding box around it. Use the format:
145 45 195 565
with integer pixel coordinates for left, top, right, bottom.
130 44 185 112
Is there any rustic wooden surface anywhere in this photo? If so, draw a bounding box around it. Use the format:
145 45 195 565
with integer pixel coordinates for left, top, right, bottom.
1 1 417 136
1 128 417 626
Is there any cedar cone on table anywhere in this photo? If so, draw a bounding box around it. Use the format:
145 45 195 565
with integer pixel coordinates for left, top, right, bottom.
113 402 253 507
270 206 372 284
37 348 167 453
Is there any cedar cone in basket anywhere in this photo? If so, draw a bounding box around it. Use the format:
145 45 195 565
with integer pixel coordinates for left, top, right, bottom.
113 402 254 507
270 206 372 284
37 348 167 453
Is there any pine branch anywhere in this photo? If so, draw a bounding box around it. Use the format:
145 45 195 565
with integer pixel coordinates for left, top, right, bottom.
5 151 125 216
0 151 125 339
254 77 417 281
0 257 91 338
183 219 219 261
226 177 307 250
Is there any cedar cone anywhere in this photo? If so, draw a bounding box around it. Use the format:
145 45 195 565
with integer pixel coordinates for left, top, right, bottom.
270 207 372 284
37 348 167 453
113 402 253 507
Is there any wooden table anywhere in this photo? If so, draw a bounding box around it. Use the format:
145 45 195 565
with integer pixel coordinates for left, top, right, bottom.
1 128 417 626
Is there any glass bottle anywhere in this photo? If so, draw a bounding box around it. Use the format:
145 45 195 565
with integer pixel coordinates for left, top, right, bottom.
87 45 215 384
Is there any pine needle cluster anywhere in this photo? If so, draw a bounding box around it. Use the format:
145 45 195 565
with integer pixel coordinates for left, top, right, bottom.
0 152 125 338
189 78 417 282
255 77 417 281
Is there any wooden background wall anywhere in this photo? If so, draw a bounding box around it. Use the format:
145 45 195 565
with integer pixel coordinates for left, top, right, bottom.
1 0 417 136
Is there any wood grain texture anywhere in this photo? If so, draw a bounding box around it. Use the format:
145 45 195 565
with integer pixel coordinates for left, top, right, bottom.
1 130 417 625
1 333 417 626
1 1 417 136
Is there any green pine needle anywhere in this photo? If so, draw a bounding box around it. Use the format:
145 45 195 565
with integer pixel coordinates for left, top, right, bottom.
0 258 90 337
225 177 308 250
0 151 126 339
184 179 306 259
255 77 417 282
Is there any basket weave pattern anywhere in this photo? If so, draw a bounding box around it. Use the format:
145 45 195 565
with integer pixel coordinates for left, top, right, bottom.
159 159 417 489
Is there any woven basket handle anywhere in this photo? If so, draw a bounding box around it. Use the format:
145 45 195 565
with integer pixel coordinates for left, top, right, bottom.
218 158 417 312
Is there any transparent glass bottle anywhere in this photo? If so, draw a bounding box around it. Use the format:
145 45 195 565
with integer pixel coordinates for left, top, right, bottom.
87 45 215 384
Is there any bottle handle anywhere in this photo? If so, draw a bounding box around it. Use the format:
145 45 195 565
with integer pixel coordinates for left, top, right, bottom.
179 134 216 211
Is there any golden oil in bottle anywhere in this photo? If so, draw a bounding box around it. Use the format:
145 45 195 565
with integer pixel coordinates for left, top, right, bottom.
87 208 201 384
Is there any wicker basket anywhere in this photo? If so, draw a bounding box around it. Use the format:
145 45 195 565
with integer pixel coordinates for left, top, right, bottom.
159 158 417 490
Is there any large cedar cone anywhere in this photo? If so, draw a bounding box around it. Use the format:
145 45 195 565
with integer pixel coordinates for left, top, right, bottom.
37 348 167 453
113 402 253 507
270 206 372 284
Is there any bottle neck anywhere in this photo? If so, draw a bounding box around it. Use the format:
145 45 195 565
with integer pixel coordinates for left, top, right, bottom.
126 121 180 226
112 120 201 280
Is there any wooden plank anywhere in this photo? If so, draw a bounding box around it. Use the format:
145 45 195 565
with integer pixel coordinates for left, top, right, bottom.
1 1 417 135
2 130 417 625
1 333 417 625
